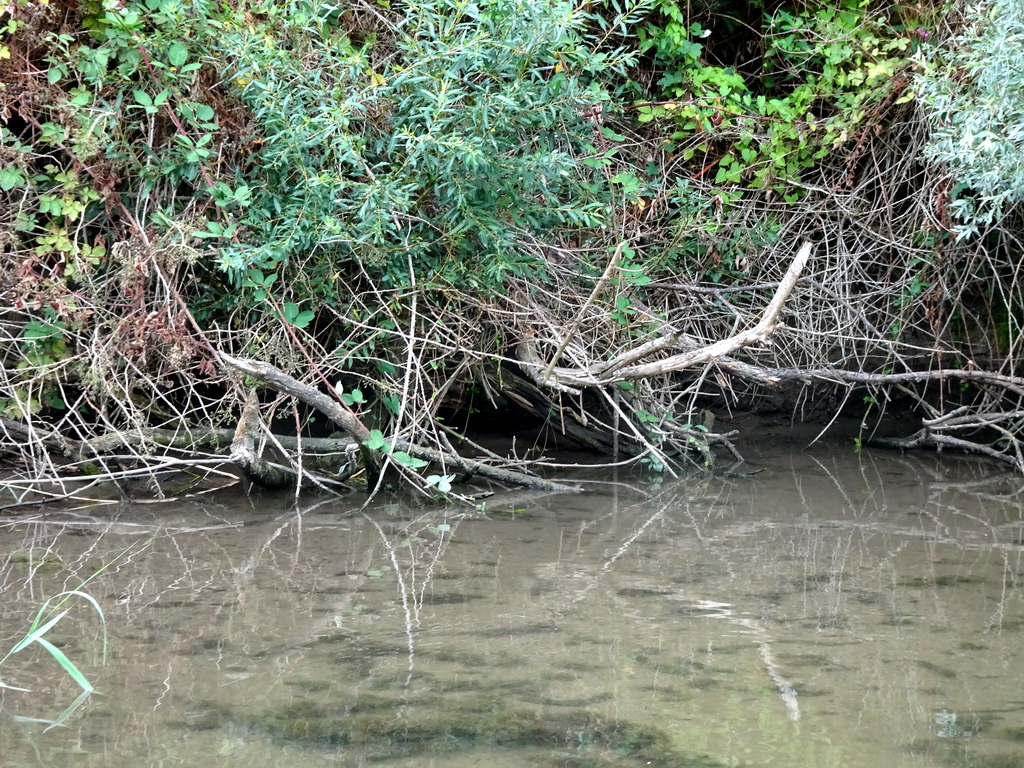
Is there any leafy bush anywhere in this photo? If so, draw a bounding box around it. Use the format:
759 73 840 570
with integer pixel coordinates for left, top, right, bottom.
635 0 918 198
916 0 1024 239
198 0 645 299
0 0 651 325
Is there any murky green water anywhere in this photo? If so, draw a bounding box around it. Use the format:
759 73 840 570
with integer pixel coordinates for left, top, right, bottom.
2 445 1024 767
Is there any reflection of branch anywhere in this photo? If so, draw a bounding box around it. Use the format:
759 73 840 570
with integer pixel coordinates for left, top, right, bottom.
668 486 800 722
0 456 239 511
553 485 798 720
360 512 456 696
0 517 240 533
738 616 800 721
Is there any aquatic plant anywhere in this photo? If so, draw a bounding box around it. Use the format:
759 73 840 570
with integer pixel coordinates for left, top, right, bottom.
0 550 127 730
0 589 106 730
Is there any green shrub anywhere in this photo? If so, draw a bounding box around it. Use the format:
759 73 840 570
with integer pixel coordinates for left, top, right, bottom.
916 0 1024 239
1 0 648 328
636 0 918 199
203 0 648 301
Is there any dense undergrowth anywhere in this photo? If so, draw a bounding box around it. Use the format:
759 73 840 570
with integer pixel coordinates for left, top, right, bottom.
2 0 1024 503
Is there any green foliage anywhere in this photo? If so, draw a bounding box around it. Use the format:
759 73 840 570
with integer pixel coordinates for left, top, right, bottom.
0 0 658 408
393 451 429 469
636 0 917 197
1 310 68 419
362 428 429 469
916 0 1024 239
426 474 456 494
335 383 366 408
281 301 315 329
0 0 974 473
207 0 643 298
5 591 104 694
1 0 650 322
363 429 389 452
0 547 130 731
0 0 230 343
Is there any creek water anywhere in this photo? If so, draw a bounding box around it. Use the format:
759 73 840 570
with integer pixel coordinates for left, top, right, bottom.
2 443 1024 767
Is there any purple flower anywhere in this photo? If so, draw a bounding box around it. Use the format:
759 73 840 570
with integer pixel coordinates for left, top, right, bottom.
916 27 930 40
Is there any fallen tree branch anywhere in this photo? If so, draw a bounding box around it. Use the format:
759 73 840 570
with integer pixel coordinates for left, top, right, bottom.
592 332 680 379
389 439 581 493
599 241 814 382
515 340 585 393
218 352 381 483
74 425 227 462
869 430 1023 471
513 242 812 393
703 364 1024 396
219 354 581 494
802 366 1024 395
78 426 358 458
219 354 372 441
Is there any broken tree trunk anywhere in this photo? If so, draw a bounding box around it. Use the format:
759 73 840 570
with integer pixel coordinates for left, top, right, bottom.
229 391 293 489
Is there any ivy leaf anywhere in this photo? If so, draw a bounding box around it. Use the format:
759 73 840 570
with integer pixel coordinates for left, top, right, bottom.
292 310 315 329
69 88 91 106
600 126 627 142
282 302 314 328
339 387 366 407
0 167 26 191
427 475 455 493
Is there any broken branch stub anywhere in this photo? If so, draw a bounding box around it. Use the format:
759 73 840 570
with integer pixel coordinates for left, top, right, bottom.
219 352 381 483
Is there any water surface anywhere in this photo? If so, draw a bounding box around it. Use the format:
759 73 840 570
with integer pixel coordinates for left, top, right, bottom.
2 445 1024 767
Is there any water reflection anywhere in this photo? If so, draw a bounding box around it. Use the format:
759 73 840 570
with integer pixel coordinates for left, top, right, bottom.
2 445 1024 767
